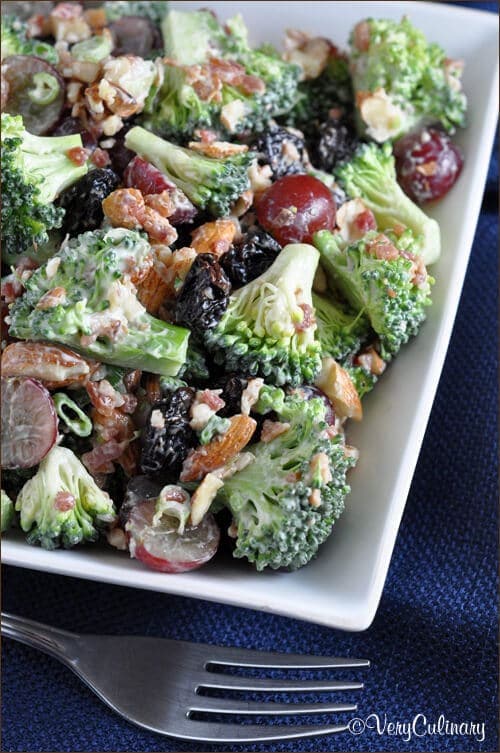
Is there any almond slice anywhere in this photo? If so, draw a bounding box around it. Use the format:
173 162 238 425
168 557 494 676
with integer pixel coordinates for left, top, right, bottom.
315 356 363 421
190 473 224 527
180 414 257 482
1 341 92 389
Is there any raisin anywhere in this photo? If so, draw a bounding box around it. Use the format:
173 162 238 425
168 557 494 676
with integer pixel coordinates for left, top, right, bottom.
174 254 231 331
310 116 359 173
213 374 248 418
253 125 308 180
58 168 120 236
139 387 197 483
220 227 281 287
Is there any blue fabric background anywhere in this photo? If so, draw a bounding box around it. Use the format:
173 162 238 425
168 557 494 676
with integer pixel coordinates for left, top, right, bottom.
2 3 498 751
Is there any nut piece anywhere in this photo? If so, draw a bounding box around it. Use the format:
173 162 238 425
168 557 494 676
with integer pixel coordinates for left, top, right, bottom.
315 357 363 421
190 473 224 527
191 219 237 257
1 342 92 389
137 266 171 315
180 414 257 482
188 140 249 158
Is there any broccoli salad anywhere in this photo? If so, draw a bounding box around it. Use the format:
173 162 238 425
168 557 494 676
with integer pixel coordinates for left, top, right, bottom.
0 2 466 573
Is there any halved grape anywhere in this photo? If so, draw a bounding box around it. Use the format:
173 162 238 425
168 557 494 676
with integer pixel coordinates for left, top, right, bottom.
1 56 65 135
1 377 58 469
127 499 220 573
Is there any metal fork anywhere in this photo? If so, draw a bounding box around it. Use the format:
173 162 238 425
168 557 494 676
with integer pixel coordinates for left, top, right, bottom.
2 611 369 743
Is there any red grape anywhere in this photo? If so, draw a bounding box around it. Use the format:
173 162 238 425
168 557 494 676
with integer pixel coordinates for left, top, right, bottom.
1 377 58 469
256 174 336 246
127 499 220 573
394 127 464 204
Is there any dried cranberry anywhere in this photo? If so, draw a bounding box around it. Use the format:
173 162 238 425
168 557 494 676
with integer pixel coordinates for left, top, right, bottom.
139 387 197 483
220 226 281 287
124 156 175 194
174 254 232 331
393 127 464 204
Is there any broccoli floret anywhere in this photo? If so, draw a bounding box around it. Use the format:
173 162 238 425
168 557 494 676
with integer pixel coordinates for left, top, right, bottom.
205 243 322 386
284 52 353 136
313 291 371 364
1 15 58 63
15 446 117 549
142 9 300 141
345 365 378 400
1 114 88 263
335 142 441 265
125 126 253 217
1 490 15 533
104 1 168 26
314 228 433 360
349 17 466 140
218 392 356 570
9 227 190 376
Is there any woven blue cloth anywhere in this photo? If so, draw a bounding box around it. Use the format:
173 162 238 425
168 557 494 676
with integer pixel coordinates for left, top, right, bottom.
2 3 498 751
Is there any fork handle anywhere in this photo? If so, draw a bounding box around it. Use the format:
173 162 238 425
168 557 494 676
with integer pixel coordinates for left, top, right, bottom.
1 612 78 664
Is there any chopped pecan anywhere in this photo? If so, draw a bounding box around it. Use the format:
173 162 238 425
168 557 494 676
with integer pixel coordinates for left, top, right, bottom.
137 266 172 315
180 414 257 482
102 188 177 245
190 219 237 257
188 140 249 159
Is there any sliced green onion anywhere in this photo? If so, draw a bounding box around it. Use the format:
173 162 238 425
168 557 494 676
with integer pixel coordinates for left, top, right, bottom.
28 72 60 105
53 393 92 437
71 34 113 63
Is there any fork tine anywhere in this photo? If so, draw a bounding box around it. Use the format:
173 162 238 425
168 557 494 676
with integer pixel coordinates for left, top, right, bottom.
190 696 358 715
204 645 370 670
198 675 364 692
176 720 350 743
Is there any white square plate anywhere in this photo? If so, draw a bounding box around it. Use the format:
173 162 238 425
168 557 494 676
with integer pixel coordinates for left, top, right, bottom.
2 1 498 630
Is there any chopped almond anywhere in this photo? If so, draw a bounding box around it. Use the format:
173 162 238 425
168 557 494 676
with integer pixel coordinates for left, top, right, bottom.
315 357 363 421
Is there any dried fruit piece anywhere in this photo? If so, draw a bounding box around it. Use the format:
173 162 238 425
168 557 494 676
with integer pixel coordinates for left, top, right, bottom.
180 414 257 482
174 254 232 331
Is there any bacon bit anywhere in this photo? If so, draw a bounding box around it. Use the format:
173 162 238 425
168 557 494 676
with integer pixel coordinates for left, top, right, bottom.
91 147 111 167
210 57 266 95
296 303 315 332
355 347 386 377
392 222 407 237
286 471 301 483
366 234 399 261
54 491 76 512
261 420 291 443
141 207 178 245
191 219 237 257
86 379 125 416
309 489 322 508
353 20 371 52
82 439 130 475
123 369 141 393
36 286 67 310
66 146 90 166
26 13 50 38
199 389 225 412
1 275 24 304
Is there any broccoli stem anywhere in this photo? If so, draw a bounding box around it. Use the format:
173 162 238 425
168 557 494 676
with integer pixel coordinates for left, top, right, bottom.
19 131 88 204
